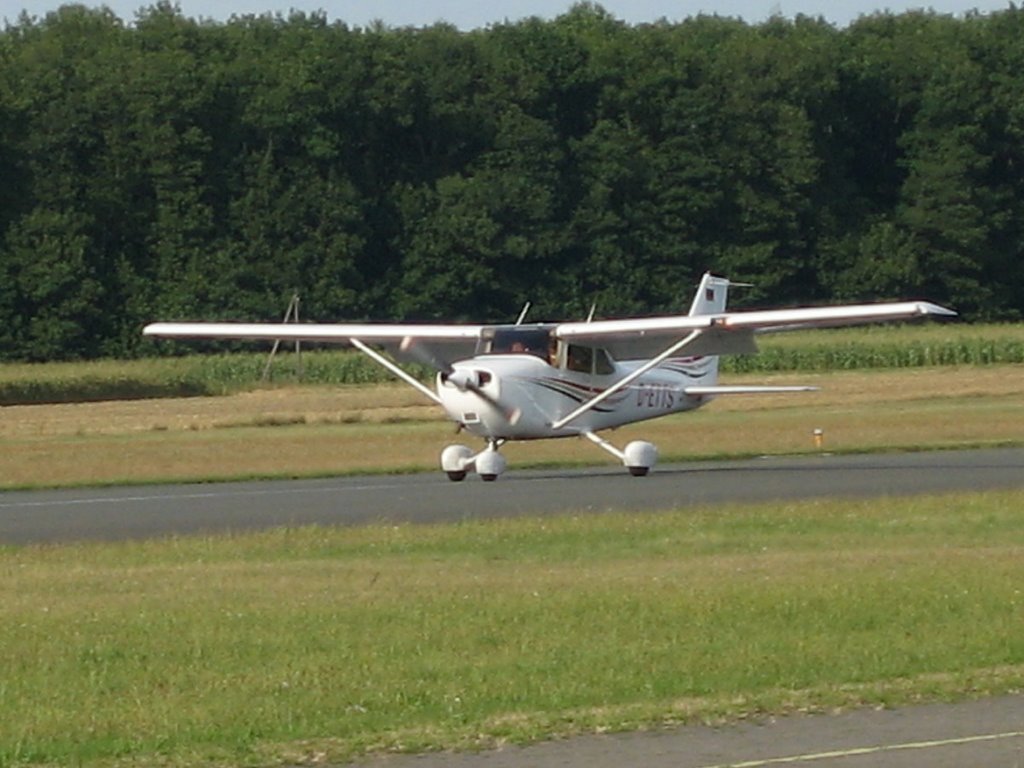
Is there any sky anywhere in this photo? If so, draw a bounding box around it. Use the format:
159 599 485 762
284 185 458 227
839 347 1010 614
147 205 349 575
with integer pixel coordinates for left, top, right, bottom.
0 0 1015 27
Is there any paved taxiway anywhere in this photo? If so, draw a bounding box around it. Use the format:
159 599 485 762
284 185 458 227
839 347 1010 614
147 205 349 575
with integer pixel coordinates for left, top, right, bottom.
351 695 1024 768
1 447 1023 545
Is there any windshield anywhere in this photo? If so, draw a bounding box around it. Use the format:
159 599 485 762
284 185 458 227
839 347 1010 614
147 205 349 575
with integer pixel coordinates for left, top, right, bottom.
477 327 554 360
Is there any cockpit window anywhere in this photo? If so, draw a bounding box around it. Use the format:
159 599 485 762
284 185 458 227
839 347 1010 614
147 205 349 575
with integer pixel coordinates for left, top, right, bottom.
593 347 615 375
566 343 615 375
478 327 552 360
566 344 593 373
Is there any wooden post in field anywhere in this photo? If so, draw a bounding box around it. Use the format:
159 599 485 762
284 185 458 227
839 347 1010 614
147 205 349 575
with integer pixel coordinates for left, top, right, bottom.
262 293 303 382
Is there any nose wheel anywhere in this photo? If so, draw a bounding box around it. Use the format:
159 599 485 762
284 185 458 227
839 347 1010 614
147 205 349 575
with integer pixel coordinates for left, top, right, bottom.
440 440 507 481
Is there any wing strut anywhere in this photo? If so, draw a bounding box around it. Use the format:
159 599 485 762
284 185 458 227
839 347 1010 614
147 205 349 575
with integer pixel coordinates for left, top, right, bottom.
349 338 443 406
550 330 703 430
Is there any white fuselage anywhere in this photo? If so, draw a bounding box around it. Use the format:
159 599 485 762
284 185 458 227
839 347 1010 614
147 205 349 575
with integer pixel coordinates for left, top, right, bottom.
436 354 716 440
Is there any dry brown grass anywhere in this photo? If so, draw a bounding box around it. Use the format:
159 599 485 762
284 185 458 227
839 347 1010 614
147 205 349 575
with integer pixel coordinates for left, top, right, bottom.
0 384 432 439
1 366 1022 488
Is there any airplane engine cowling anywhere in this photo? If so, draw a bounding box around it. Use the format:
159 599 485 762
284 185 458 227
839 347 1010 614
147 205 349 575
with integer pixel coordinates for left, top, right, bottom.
623 440 658 476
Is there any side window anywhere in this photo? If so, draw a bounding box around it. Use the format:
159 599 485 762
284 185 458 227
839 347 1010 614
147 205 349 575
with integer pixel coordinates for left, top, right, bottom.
593 347 615 375
566 344 593 373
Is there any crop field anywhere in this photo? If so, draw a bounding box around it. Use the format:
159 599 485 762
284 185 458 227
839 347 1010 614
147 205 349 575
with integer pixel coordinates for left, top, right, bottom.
2 491 1024 767
727 323 1024 371
1 364 1023 489
2 323 1024 406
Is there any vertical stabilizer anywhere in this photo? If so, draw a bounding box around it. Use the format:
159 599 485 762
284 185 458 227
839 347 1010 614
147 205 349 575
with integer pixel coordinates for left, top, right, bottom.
688 273 731 316
683 273 732 386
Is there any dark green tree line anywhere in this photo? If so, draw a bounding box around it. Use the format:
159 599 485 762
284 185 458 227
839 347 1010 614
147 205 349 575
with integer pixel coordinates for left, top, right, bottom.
1 2 1022 360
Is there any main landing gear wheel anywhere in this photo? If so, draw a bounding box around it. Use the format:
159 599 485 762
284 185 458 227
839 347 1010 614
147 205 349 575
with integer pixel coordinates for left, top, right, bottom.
623 440 658 477
441 444 474 482
581 432 659 477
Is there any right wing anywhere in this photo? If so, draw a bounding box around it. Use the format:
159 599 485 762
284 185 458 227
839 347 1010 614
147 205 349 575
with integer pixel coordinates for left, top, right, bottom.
142 322 485 367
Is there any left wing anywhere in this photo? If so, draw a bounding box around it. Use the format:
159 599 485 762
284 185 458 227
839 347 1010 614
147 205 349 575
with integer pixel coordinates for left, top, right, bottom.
546 299 953 429
555 300 955 359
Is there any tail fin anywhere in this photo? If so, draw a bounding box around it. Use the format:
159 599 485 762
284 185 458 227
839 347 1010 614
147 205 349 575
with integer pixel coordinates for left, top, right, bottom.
683 273 732 387
688 273 731 316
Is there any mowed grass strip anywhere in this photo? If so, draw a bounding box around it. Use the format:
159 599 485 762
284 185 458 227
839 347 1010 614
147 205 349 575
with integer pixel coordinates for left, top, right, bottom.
2 491 1024 766
1 365 1022 488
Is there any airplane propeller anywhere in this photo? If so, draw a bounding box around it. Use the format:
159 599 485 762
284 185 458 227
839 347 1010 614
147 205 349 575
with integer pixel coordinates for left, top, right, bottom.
400 337 521 425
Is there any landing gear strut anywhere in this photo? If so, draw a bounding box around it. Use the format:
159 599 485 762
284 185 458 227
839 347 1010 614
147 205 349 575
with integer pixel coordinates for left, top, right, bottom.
582 432 658 476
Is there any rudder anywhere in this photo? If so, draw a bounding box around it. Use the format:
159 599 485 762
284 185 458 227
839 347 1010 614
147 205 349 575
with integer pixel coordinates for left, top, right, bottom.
683 272 732 386
688 273 731 316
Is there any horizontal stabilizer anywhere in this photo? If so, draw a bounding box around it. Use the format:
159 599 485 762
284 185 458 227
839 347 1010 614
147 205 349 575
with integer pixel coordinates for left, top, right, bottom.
683 385 819 395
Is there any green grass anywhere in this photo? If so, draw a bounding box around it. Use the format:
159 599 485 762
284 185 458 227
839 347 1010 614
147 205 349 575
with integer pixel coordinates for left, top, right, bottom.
3 491 1024 766
2 324 1023 405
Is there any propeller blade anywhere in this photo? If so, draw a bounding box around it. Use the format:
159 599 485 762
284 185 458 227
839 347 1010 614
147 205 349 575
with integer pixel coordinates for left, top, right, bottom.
446 371 521 425
400 336 453 374
465 380 521 425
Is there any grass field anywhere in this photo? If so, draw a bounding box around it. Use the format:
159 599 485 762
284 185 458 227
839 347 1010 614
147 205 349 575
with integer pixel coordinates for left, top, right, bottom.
3 491 1024 767
1 365 1022 489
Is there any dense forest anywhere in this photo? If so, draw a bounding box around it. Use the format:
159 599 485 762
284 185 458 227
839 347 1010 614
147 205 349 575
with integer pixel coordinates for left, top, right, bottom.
0 2 1022 360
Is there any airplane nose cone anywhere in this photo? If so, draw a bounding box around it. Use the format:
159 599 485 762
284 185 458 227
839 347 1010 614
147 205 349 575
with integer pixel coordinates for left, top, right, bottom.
443 368 493 392
439 366 521 431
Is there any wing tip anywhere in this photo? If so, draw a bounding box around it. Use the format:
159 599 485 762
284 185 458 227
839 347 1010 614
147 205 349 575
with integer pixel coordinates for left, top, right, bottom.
917 302 958 317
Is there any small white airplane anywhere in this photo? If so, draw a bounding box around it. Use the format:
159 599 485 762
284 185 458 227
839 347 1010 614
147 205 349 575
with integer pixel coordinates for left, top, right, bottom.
143 273 955 481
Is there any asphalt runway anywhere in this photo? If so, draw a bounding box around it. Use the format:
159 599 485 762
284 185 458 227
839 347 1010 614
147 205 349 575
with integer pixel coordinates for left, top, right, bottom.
351 695 1024 768
1 447 1023 545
